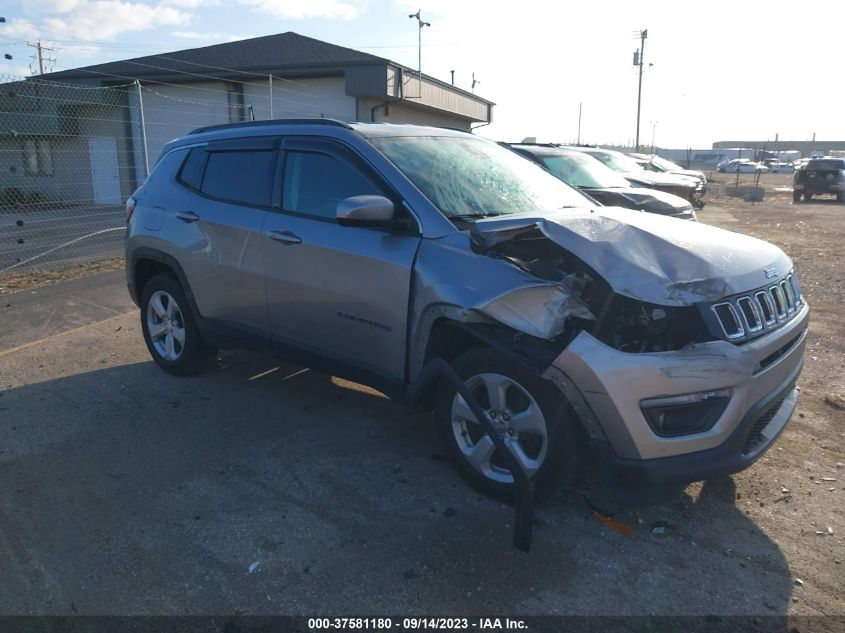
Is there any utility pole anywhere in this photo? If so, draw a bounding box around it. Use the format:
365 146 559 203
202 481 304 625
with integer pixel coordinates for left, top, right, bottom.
408 9 430 79
27 40 55 75
577 102 582 145
471 72 480 93
650 120 658 154
450 70 454 85
633 28 648 151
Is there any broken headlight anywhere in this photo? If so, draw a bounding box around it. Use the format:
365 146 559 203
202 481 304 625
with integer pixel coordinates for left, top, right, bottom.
596 295 713 353
640 389 731 437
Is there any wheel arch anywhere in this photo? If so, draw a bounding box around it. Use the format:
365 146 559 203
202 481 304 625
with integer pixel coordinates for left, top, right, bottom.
129 248 202 322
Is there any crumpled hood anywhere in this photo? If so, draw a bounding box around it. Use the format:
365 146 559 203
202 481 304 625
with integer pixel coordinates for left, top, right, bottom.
471 207 793 306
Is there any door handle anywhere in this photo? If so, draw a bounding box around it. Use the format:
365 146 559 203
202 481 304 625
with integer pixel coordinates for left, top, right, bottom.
267 229 302 245
175 211 200 223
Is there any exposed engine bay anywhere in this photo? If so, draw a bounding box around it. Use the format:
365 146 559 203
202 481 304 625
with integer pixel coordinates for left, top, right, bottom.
470 226 713 353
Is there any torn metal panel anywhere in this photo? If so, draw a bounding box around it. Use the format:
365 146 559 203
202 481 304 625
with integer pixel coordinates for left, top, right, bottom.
474 278 595 340
471 207 794 306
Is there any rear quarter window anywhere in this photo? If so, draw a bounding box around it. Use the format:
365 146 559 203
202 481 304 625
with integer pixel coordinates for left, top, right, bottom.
177 147 206 189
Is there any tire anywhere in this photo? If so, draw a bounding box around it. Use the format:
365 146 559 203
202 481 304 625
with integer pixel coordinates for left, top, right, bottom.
140 273 215 376
793 191 802 203
435 348 579 500
837 191 845 203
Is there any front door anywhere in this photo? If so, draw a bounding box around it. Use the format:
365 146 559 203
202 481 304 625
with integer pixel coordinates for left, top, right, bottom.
262 137 420 383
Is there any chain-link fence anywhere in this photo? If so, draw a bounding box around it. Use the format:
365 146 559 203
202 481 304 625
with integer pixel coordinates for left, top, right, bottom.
1 69 348 274
0 73 225 273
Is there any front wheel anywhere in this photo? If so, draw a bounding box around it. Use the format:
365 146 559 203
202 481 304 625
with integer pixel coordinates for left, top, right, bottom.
793 191 802 203
435 348 579 500
837 191 845 203
140 273 215 376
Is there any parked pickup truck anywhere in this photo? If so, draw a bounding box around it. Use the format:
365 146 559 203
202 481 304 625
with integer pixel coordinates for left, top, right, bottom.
793 157 845 202
126 120 808 500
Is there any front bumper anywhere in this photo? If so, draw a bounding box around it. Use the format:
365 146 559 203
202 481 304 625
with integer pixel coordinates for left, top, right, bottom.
543 302 808 483
608 364 799 485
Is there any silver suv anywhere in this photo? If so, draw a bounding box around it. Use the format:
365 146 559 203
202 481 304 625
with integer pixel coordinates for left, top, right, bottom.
125 120 808 498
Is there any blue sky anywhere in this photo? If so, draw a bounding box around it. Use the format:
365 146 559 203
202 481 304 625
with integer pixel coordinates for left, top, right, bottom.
2 0 844 148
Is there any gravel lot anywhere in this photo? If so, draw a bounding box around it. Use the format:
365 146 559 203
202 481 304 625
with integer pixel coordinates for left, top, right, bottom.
0 177 842 618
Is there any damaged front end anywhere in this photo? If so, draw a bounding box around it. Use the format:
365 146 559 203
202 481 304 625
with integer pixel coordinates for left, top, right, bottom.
450 208 808 487
469 220 713 355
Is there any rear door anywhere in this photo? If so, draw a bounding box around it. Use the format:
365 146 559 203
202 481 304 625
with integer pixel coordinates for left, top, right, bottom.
172 137 280 336
262 137 421 383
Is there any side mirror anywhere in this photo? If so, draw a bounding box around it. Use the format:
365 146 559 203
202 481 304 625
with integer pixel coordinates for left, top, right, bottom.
336 195 395 227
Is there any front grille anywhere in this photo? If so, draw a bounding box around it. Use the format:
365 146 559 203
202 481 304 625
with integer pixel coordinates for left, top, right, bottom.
742 395 787 454
708 270 804 343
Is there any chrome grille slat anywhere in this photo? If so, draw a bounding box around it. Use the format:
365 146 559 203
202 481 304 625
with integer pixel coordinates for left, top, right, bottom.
780 280 796 312
770 285 786 318
737 296 763 332
788 274 803 306
709 270 804 343
712 302 744 339
755 291 776 325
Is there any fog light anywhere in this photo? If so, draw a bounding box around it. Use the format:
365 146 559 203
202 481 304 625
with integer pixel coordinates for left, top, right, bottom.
640 389 731 437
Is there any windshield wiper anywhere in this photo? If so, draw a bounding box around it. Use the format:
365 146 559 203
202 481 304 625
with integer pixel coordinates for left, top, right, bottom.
450 213 497 220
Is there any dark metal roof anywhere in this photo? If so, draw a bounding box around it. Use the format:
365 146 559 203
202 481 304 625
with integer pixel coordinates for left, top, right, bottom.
42 32 387 81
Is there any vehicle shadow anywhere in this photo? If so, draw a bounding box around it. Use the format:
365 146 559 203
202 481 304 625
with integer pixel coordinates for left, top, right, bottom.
0 350 794 621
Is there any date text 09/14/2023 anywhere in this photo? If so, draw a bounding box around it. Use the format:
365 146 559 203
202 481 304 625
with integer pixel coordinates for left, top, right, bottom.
307 617 528 630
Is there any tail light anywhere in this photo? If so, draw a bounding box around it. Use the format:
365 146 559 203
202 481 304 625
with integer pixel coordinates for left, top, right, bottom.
125 196 136 222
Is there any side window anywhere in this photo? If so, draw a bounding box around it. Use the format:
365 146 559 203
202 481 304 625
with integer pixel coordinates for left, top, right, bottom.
199 149 276 207
282 151 382 219
177 147 205 190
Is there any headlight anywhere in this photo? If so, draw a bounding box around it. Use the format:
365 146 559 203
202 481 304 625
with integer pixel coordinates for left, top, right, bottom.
640 389 731 437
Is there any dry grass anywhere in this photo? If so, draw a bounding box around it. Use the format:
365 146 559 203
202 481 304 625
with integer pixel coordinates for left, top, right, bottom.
0 256 124 295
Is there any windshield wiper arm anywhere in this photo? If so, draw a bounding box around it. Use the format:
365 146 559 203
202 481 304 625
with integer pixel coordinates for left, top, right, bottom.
450 213 496 220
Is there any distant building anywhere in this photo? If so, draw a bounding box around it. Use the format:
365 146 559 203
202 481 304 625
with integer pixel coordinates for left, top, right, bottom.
713 140 845 158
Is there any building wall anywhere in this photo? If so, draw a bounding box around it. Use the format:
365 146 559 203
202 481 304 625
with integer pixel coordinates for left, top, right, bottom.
244 76 356 122
77 104 137 201
1 81 136 206
135 81 232 162
402 73 490 122
130 77 358 162
0 135 90 204
357 97 473 130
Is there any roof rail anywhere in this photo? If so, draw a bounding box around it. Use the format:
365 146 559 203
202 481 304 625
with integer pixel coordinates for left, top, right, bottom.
188 118 353 135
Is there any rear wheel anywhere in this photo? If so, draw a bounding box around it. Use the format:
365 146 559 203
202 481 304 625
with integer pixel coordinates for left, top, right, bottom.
140 273 215 375
435 348 579 500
